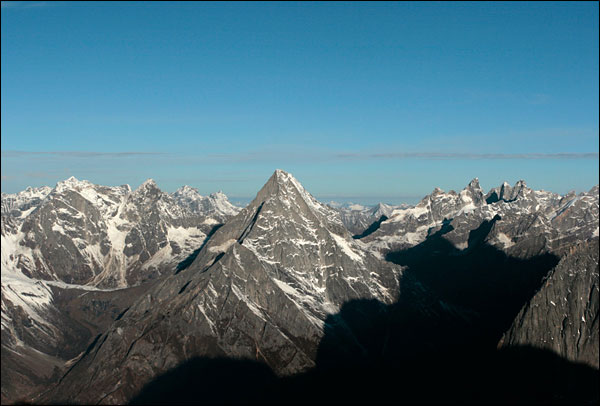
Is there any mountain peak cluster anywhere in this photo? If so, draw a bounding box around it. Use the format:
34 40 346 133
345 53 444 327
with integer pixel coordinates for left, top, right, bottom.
1 170 598 404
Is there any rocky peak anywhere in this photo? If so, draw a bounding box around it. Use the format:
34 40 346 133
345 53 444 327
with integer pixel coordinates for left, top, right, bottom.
256 169 294 196
54 176 92 192
172 186 203 208
465 178 482 192
499 181 513 200
132 179 162 199
208 190 226 200
461 178 485 205
493 180 530 202
64 175 80 184
192 169 388 300
512 179 528 194
371 202 394 217
36 169 401 404
137 178 159 190
253 169 328 218
173 185 201 199
1 186 52 213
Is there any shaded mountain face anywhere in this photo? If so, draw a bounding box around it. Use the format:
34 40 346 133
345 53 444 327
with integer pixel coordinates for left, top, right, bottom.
0 178 239 404
38 170 402 405
365 179 599 390
500 238 599 368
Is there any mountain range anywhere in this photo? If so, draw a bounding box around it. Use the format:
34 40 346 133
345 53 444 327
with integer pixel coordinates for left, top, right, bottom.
1 170 598 404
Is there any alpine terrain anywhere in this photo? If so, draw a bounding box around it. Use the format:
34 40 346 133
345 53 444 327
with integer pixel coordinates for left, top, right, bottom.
1 178 239 403
1 171 598 404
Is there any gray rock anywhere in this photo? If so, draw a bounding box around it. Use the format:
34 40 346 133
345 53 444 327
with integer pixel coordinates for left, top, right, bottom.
499 238 599 368
1 177 240 403
38 170 402 405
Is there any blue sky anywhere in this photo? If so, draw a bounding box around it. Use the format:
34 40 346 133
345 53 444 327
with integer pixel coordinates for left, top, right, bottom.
1 1 598 204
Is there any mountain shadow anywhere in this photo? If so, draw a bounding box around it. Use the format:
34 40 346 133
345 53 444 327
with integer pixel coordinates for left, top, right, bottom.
129 298 599 405
129 220 598 404
385 215 560 348
309 298 599 404
129 357 279 405
353 215 388 239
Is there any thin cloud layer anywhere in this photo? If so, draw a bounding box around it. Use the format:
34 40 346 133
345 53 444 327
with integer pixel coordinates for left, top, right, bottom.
1 1 52 9
3 150 597 162
2 151 168 158
336 152 599 160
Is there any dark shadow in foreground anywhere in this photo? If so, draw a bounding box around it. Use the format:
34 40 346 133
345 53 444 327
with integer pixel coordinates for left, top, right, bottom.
131 220 597 404
129 334 599 405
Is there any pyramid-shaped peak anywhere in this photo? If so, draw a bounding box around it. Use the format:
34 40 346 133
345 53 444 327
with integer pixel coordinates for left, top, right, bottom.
250 169 334 221
272 168 298 184
261 169 305 194
274 168 290 176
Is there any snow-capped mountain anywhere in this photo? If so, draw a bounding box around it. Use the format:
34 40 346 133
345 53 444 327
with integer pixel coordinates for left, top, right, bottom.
1 177 240 403
1 186 52 235
1 186 52 217
361 178 599 258
1 172 597 405
2 177 240 288
331 202 410 236
38 170 402 404
171 186 240 223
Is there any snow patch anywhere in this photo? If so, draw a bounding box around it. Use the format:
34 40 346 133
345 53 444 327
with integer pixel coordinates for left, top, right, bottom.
496 233 514 249
203 217 219 225
330 233 364 263
208 239 237 254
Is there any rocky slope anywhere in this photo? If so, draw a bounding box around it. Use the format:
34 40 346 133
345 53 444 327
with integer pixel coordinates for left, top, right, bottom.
2 173 598 404
37 170 402 404
2 177 239 289
362 179 598 259
499 238 599 368
1 178 239 403
360 178 599 376
332 202 409 236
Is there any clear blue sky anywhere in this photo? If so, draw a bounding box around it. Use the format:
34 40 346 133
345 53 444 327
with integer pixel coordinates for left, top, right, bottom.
1 1 598 204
